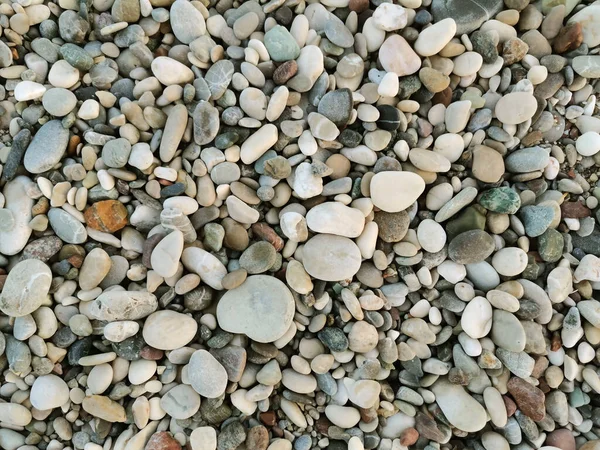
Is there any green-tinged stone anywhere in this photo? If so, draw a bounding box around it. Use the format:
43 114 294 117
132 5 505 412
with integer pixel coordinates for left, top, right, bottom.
60 43 94 71
446 206 487 238
479 187 521 214
520 205 555 237
264 25 300 62
318 327 348 352
537 228 564 262
521 256 544 280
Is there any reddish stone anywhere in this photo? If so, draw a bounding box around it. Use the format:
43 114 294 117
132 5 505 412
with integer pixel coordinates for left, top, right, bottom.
315 416 331 435
246 425 269 450
0 275 7 291
251 223 284 251
561 201 591 218
67 254 84 268
503 395 517 417
273 60 298 85
359 407 377 423
503 37 529 64
145 432 181 450
551 333 562 351
507 377 546 421
546 429 576 450
68 135 80 156
400 428 419 446
84 200 128 233
553 22 583 53
259 411 276 426
140 346 164 360
415 412 447 442
432 87 452 107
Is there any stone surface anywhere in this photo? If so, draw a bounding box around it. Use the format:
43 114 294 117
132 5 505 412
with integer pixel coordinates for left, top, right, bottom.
188 349 228 398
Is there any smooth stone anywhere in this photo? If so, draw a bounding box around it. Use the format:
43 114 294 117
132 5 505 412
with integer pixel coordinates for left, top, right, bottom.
572 56 600 79
170 0 206 44
431 378 487 432
264 25 301 62
0 177 33 255
188 349 228 398
193 101 220 146
417 219 446 253
567 5 600 47
491 310 526 352
306 202 365 238
414 18 457 56
491 248 528 276
82 396 126 422
461 296 492 339
325 405 361 428
318 89 353 126
182 247 228 290
151 230 184 278
42 88 77 116
217 275 295 343
143 310 198 350
379 35 421 76
24 120 69 174
79 248 112 290
495 92 537 125
0 259 51 317
0 404 31 427
30 374 70 410
519 205 554 237
505 147 550 173
448 230 494 264
479 187 521 214
302 234 361 281
48 208 87 244
151 57 194 85
431 0 503 34
370 171 425 213
160 384 201 419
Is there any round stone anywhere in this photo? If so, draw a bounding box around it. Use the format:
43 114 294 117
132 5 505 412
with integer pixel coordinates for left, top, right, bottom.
30 374 70 410
217 275 295 343
142 310 198 350
495 92 538 125
302 234 362 281
448 230 495 264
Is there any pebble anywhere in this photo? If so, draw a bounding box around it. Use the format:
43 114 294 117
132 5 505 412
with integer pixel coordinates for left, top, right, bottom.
29 375 70 410
302 234 362 281
23 120 69 174
0 259 52 317
187 350 228 398
143 310 197 350
370 171 425 212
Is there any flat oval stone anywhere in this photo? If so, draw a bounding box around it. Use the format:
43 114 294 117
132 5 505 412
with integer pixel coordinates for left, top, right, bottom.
181 247 227 290
0 259 52 317
160 384 201 419
306 202 365 238
24 120 69 174
448 230 495 264
370 171 425 213
169 0 206 44
142 310 198 350
431 378 487 432
0 176 33 256
30 374 70 410
188 349 228 398
217 275 295 343
495 92 537 125
48 208 88 244
302 234 362 281
479 187 521 214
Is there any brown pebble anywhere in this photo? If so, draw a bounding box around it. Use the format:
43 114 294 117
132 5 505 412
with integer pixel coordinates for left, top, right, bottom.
222 268 247 290
553 22 583 53
251 223 284 251
507 377 546 421
245 425 269 450
432 87 452 106
67 255 84 268
32 197 50 216
503 395 517 417
520 130 543 147
84 200 128 233
400 428 419 446
0 274 7 291
349 0 369 13
273 60 298 85
271 426 284 438
145 432 181 450
140 346 164 360
503 37 529 64
359 407 377 423
545 428 576 450
315 416 331 435
561 201 591 218
67 135 80 156
259 411 276 426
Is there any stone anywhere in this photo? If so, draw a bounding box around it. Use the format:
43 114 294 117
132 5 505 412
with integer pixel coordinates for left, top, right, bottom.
0 259 51 317
431 378 487 432
431 0 503 34
318 89 353 126
302 234 362 281
461 296 492 339
79 248 112 290
217 275 294 343
143 310 197 350
471 145 505 182
505 147 550 173
414 18 457 56
82 396 126 422
188 350 228 398
24 120 69 174
372 3 408 31
48 208 87 244
151 230 184 278
264 25 300 62
181 247 228 290
370 171 425 213
160 385 201 419
145 432 182 450
379 35 421 76
479 187 520 214
151 57 194 86
507 377 545 421
448 230 495 264
170 0 206 44
193 101 220 145
495 92 537 125
89 291 158 321
519 205 554 237
306 202 365 238
84 200 128 233
567 5 600 48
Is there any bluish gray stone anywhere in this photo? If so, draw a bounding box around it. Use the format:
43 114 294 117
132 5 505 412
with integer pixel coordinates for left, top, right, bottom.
24 120 69 174
519 205 554 237
505 146 550 173
264 25 300 62
48 208 88 244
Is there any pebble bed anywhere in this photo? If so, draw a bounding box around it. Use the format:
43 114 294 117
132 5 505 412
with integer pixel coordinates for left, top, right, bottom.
0 0 599 450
